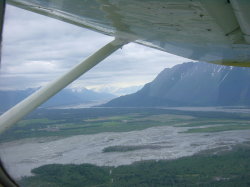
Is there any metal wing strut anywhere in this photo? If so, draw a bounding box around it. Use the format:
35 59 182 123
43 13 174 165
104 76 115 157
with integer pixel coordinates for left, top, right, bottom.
0 38 128 133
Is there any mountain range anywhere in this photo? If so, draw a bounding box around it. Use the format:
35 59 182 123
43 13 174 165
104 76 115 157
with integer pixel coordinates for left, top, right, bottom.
103 62 250 107
2 62 250 111
0 88 114 112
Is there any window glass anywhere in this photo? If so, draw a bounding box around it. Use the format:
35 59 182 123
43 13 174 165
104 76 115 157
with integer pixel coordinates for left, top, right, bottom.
1 3 250 187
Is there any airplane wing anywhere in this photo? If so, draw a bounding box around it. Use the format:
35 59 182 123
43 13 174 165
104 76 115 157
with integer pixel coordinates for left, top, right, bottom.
7 0 250 67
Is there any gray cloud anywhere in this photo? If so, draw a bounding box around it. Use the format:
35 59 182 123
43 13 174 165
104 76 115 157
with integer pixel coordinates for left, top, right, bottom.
1 5 192 94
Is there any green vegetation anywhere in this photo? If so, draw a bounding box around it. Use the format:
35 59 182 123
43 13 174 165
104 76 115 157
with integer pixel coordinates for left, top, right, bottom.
19 146 250 187
177 118 250 127
184 124 250 133
102 145 163 153
178 117 250 133
20 164 110 187
16 118 61 127
1 107 250 142
1 107 250 186
0 108 195 142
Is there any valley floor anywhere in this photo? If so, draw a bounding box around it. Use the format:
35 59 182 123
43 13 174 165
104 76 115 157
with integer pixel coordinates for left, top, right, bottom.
1 123 250 179
0 107 250 186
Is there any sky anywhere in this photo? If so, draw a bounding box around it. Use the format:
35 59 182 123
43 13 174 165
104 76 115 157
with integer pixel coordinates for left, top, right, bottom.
0 5 191 95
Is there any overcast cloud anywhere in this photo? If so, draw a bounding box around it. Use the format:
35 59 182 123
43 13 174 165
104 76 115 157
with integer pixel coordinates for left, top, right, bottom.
0 5 191 95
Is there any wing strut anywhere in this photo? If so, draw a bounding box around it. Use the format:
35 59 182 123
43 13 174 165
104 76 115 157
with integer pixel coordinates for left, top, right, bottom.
0 38 128 133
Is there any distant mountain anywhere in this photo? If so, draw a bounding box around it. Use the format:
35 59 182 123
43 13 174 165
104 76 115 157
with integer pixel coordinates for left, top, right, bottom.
0 88 115 112
103 62 250 107
96 85 143 96
113 85 143 96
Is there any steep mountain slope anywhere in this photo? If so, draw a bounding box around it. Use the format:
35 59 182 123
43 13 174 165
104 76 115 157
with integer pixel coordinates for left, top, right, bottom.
104 62 250 107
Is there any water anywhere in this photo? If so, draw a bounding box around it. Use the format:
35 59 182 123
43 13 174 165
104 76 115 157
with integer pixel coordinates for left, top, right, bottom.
1 125 249 179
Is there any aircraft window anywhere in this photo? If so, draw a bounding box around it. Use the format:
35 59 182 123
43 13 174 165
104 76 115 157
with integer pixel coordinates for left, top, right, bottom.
1 3 250 187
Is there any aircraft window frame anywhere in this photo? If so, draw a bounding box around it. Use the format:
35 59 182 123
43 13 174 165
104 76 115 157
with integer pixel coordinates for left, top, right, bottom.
0 160 18 187
0 0 5 65
0 1 17 186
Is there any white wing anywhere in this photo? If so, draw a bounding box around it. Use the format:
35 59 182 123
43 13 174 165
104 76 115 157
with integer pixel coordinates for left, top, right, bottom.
7 0 250 66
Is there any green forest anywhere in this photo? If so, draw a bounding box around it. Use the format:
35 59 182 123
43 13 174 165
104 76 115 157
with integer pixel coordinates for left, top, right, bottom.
20 145 250 187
